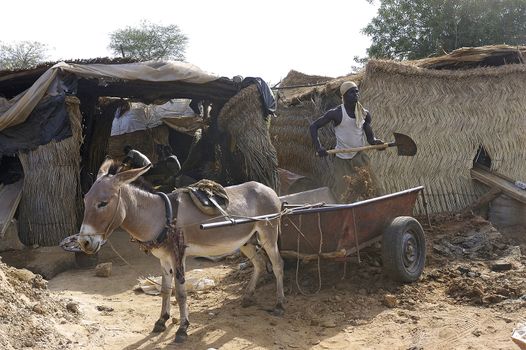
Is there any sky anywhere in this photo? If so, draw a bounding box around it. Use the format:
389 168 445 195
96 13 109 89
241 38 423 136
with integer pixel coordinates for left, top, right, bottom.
1 1 379 84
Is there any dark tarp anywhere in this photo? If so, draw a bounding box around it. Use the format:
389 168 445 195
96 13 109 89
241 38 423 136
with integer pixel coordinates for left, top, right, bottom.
0 94 71 156
241 77 276 115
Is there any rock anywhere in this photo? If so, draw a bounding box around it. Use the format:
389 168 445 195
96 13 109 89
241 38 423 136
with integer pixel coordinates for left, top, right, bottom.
32 303 46 315
95 262 112 277
491 261 512 272
66 302 80 314
96 305 114 312
382 294 398 308
320 320 337 328
512 323 526 350
10 268 35 283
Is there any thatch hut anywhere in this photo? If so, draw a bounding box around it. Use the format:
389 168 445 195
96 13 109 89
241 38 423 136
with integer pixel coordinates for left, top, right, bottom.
272 45 526 217
0 59 278 246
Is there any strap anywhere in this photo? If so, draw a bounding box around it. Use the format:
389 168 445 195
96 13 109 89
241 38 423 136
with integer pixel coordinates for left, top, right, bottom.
151 192 175 245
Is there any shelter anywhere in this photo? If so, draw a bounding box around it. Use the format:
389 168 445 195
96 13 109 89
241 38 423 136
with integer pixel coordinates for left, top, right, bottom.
272 45 526 218
0 59 278 246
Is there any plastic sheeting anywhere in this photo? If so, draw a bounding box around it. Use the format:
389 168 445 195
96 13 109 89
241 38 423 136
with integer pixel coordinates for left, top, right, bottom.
0 61 218 132
0 94 70 155
111 99 196 136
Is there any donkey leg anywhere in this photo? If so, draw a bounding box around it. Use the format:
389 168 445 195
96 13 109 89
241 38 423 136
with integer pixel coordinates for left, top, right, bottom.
174 278 190 343
260 227 286 316
153 260 173 333
239 242 266 307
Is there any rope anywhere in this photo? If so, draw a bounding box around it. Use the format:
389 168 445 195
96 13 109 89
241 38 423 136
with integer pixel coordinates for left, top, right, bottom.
107 238 168 290
293 213 323 296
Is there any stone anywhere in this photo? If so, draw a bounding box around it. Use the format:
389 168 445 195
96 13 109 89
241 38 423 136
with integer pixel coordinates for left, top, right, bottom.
382 294 398 308
95 262 112 277
66 302 80 314
490 261 512 272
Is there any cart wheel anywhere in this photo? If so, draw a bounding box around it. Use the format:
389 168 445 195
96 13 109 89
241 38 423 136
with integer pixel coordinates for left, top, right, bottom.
382 216 426 282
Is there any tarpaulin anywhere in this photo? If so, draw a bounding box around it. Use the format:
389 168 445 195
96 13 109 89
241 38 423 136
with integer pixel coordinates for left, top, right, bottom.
0 61 218 132
0 94 70 155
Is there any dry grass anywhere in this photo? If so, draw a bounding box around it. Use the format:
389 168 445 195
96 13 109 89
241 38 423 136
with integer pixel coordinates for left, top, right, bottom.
17 96 83 246
217 84 279 191
360 60 526 213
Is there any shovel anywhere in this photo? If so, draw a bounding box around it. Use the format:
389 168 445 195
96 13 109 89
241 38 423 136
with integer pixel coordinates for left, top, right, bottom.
327 132 417 156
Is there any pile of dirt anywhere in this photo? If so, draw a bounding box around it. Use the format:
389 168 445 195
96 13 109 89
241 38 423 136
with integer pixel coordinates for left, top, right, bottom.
342 166 379 202
395 214 526 309
0 259 79 349
274 213 525 311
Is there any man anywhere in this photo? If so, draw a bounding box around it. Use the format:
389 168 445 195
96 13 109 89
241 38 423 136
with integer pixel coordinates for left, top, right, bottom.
309 81 384 201
122 145 152 169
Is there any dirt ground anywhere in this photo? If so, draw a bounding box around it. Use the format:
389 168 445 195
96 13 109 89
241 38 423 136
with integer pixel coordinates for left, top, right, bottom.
1 213 525 349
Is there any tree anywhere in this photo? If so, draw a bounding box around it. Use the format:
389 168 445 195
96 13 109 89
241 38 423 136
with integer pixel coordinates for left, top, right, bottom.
362 0 526 60
109 20 188 61
0 41 48 70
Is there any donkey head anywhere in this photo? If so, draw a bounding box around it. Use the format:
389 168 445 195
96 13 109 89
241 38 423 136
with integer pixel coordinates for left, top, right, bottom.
78 159 151 254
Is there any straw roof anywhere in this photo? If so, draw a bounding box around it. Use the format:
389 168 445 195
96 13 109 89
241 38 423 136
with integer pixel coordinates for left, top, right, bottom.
277 45 526 105
217 84 279 190
276 70 364 105
360 60 526 213
412 45 526 70
17 96 83 245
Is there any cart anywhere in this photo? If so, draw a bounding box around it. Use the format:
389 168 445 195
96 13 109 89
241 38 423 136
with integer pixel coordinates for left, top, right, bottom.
202 186 428 282
278 186 427 282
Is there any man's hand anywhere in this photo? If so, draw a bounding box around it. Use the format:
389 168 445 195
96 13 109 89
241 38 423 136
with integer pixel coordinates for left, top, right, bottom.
317 148 329 157
371 139 386 151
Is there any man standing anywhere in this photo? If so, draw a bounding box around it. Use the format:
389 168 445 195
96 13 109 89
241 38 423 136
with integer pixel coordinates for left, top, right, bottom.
309 81 384 201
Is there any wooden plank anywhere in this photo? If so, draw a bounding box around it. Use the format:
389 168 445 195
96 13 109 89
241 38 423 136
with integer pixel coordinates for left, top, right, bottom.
463 187 502 213
470 167 526 204
0 180 23 237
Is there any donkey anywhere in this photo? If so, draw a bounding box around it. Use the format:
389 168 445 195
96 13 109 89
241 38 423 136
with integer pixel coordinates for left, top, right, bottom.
77 159 285 343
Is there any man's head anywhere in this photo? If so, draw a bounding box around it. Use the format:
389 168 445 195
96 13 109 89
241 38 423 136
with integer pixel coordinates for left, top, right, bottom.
124 145 132 154
340 81 359 105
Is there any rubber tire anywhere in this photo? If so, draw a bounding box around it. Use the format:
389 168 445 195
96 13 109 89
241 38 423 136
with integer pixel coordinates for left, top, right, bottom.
382 216 426 283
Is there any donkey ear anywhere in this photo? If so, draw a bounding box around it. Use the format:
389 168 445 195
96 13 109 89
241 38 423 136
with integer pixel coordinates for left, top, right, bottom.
97 159 113 179
114 164 152 185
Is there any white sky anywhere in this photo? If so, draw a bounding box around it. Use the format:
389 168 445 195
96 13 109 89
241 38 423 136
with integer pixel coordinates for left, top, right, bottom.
1 0 378 84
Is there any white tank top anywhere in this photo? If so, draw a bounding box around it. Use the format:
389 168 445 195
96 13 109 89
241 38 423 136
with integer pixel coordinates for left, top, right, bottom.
334 105 366 159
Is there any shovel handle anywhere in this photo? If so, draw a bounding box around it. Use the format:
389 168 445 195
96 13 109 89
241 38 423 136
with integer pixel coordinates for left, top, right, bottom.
327 142 394 154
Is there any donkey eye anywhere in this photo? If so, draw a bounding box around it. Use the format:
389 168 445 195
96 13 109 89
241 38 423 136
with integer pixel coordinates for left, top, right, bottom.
97 201 108 208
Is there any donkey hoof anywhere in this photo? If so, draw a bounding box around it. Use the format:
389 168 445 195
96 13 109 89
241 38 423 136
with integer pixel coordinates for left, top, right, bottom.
152 321 166 333
175 330 188 343
271 304 285 317
241 296 256 308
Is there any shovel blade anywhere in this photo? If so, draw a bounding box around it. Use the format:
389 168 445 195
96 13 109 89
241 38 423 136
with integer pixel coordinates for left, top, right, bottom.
393 132 417 156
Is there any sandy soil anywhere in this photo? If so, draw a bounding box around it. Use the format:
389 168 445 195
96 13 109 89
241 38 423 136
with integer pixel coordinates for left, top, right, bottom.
2 213 526 349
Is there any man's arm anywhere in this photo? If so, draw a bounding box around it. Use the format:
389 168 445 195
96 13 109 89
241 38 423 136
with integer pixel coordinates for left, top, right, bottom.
309 109 340 156
363 112 384 145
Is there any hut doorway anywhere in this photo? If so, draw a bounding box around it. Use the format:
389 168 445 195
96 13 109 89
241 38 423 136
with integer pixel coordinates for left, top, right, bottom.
473 145 492 169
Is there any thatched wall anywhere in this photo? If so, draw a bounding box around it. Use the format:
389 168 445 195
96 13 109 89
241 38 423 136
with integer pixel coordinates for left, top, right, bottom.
271 96 338 189
18 96 83 246
107 125 169 163
360 60 526 213
217 85 279 191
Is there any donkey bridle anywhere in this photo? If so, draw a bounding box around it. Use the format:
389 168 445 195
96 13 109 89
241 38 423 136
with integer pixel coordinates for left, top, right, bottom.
97 189 178 246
